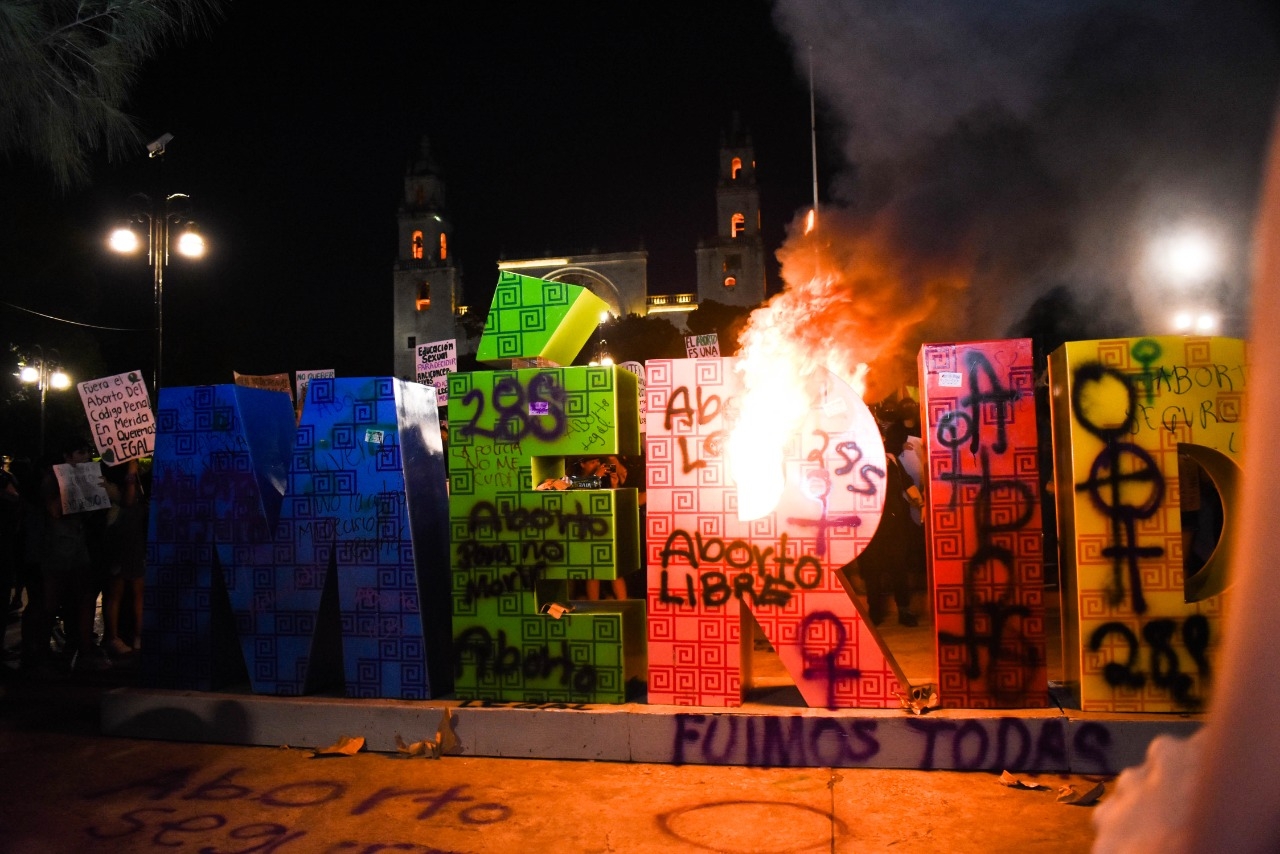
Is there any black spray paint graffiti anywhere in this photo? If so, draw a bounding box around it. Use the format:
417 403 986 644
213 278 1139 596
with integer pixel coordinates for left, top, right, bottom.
658 530 823 609
1127 337 1246 410
937 351 1019 458
462 564 548 606
1089 615 1211 710
663 384 723 474
663 384 877 563
83 765 510 852
1125 341 1242 442
454 489 602 608
935 451 1041 702
670 714 1118 773
1071 362 1165 615
465 499 609 540
935 352 1040 700
1072 353 1215 708
456 698 591 710
452 626 598 694
456 371 567 442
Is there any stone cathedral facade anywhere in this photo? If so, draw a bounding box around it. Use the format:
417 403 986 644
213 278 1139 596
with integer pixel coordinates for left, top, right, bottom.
392 122 768 378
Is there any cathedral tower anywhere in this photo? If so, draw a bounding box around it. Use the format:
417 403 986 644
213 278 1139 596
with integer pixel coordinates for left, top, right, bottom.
392 136 462 382
695 115 766 308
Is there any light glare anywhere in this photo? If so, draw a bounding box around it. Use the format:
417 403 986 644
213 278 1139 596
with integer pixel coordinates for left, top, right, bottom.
176 230 205 258
1151 227 1219 286
18 366 38 384
1195 312 1219 334
49 370 71 390
109 227 140 253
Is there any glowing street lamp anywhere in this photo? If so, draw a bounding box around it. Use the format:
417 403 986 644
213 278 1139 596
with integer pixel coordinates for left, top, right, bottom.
108 135 206 391
109 192 204 390
16 345 71 459
1172 309 1220 335
1148 225 1224 336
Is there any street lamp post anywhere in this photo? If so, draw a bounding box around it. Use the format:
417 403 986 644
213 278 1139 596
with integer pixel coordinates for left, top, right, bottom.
109 191 205 391
16 345 71 460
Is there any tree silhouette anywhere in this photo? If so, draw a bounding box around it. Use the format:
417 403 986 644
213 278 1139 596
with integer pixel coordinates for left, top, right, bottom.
683 299 756 356
0 0 224 189
586 312 685 366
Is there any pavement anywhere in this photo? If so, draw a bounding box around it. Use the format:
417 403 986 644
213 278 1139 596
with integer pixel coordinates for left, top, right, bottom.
0 600 1120 852
0 677 1105 853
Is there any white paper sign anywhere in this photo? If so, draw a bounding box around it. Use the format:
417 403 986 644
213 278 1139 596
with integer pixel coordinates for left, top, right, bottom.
296 369 335 407
416 338 457 405
685 333 720 358
619 360 646 431
53 462 110 515
77 370 154 465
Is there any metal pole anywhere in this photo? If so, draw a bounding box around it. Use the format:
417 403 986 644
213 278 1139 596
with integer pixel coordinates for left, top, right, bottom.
809 46 820 218
37 362 47 461
153 199 166 392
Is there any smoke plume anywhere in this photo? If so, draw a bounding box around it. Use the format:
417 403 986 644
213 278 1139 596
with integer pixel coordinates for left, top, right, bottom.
747 0 1279 397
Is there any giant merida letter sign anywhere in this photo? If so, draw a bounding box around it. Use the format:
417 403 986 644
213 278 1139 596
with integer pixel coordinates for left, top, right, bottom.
143 378 452 699
447 272 644 703
919 339 1049 709
1049 336 1244 713
645 358 912 708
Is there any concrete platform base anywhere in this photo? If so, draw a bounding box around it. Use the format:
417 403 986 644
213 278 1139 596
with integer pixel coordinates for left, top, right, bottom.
100 686 1200 775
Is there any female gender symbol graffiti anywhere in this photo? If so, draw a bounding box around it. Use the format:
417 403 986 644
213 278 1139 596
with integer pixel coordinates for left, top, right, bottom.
1070 362 1165 614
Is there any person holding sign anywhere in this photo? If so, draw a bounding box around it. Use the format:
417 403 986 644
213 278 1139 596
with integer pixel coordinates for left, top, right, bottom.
102 460 148 656
38 437 111 672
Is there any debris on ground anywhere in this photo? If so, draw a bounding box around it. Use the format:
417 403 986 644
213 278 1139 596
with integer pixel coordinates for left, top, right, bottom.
999 770 1049 790
395 708 457 759
1057 781 1105 806
312 735 365 757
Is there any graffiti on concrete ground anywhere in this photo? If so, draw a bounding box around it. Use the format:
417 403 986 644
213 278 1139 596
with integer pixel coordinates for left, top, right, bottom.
83 764 511 852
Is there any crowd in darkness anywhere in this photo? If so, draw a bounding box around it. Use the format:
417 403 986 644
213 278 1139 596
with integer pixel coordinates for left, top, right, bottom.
1 434 149 678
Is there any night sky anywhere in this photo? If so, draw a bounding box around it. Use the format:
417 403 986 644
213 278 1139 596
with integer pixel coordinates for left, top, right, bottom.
2 1 1278 400
2 1 815 389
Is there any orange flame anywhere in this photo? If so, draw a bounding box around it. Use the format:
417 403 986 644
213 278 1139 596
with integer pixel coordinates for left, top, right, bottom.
728 206 971 520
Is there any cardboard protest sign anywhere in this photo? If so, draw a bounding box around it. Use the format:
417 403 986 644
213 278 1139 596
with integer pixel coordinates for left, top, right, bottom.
416 338 457 405
53 462 109 515
685 333 720 358
77 371 154 465
233 371 293 401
